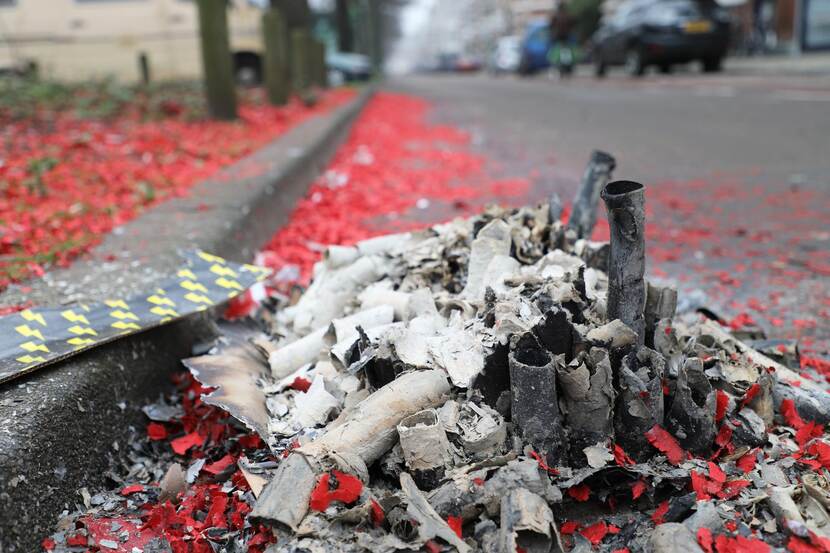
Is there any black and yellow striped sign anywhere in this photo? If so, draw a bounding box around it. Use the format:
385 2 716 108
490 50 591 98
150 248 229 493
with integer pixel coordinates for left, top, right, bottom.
0 251 270 384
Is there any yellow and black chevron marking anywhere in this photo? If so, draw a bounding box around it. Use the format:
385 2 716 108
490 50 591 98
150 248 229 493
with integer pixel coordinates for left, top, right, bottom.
0 250 270 384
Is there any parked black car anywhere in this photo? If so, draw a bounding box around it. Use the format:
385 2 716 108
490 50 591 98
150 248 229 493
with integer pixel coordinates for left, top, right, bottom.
592 0 730 77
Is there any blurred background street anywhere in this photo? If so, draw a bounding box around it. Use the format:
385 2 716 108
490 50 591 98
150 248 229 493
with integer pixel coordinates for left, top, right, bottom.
2 1 830 551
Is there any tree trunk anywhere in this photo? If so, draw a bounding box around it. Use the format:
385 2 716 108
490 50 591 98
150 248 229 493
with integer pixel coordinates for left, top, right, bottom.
368 0 383 75
290 28 311 97
196 0 237 120
336 0 354 52
311 39 328 89
273 0 312 28
262 8 289 106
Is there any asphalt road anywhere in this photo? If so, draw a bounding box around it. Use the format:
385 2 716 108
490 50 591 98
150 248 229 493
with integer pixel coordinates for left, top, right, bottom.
390 69 830 181
388 67 830 354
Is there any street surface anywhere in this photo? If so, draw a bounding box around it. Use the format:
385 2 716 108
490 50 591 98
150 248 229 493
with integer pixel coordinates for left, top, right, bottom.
389 67 830 355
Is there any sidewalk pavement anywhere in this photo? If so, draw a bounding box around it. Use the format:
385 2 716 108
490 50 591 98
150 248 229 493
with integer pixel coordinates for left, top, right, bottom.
726 51 830 76
0 87 373 553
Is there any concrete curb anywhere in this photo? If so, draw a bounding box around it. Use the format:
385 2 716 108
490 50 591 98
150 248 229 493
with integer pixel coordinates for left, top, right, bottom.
0 86 374 552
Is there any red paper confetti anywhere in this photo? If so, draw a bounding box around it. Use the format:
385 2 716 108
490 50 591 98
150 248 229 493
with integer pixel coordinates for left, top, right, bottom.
203 454 235 475
714 534 771 553
736 449 758 473
309 470 363 512
170 430 206 455
529 450 560 475
781 398 825 446
613 444 636 466
447 515 463 538
567 484 591 502
120 484 145 496
224 289 258 320
740 383 761 408
631 479 648 500
781 398 805 428
580 521 610 546
83 516 158 552
289 376 312 392
256 93 531 293
698 528 714 553
0 88 354 289
645 424 687 465
146 422 168 441
715 390 730 422
65 535 88 547
691 463 750 501
370 499 385 528
651 500 670 525
788 532 830 553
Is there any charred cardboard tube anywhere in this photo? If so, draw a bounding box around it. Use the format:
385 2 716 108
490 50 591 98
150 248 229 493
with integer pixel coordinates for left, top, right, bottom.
267 326 327 380
499 488 558 553
602 180 646 345
613 346 665 462
532 306 574 360
397 409 453 490
462 218 512 300
455 401 507 460
665 357 716 455
302 369 452 463
292 255 386 334
568 150 616 239
509 333 567 467
323 245 360 269
327 305 395 345
251 370 451 530
356 232 415 256
557 348 615 466
644 281 678 347
268 305 394 378
427 458 561 522
250 452 317 530
401 472 472 553
358 285 412 321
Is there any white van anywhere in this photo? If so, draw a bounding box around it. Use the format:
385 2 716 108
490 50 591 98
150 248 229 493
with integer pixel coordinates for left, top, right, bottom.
0 0 265 82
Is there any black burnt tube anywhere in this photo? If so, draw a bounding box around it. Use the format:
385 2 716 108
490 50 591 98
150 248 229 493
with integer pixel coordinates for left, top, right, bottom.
602 180 646 344
567 150 616 239
509 333 566 467
613 346 665 462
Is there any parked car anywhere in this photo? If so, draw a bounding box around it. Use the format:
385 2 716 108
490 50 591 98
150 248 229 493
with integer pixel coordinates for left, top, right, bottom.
518 20 552 75
489 35 522 74
591 0 730 77
454 55 483 73
327 52 372 84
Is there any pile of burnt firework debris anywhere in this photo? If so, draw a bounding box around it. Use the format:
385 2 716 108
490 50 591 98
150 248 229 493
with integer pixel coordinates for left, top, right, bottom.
46 153 830 553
